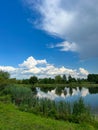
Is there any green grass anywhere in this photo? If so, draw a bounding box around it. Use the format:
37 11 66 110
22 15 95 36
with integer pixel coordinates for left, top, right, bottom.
0 102 97 130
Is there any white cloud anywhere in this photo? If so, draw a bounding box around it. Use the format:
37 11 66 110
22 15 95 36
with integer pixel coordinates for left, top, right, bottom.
0 56 89 79
19 56 47 68
79 68 89 76
0 66 16 72
49 41 78 52
24 0 98 59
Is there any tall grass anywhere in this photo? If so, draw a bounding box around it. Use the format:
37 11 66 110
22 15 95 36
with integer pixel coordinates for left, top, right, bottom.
5 84 33 105
4 85 93 124
19 97 92 123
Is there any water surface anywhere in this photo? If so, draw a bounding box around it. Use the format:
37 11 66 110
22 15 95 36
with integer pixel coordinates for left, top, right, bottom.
36 87 98 114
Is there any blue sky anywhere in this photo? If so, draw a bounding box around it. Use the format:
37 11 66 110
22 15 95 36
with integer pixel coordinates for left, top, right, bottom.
0 0 98 79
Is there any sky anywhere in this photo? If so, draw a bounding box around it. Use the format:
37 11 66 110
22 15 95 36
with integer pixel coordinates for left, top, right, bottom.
0 0 98 79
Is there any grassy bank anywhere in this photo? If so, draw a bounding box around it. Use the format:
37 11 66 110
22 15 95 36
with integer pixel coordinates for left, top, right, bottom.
0 102 98 130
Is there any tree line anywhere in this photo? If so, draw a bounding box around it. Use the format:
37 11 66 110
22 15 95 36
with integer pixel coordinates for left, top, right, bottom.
0 70 98 86
22 74 98 85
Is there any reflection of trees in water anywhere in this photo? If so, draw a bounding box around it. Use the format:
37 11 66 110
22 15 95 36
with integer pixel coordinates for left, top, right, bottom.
89 87 98 94
79 86 82 91
69 87 73 95
55 87 62 95
36 86 98 96
56 87 82 96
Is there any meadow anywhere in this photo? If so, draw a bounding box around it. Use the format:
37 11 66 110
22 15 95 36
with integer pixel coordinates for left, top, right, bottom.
0 101 98 130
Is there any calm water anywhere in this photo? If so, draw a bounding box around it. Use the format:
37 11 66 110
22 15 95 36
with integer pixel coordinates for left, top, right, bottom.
36 87 98 114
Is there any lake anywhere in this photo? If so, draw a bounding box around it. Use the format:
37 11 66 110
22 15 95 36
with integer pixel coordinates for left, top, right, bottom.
36 87 98 114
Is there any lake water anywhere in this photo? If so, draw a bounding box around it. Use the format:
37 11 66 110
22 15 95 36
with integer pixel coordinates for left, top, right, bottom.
36 87 98 114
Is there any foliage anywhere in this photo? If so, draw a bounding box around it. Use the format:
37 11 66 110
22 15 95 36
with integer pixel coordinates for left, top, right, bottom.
4 84 92 123
72 98 91 123
1 70 98 87
87 74 98 84
0 70 98 129
5 84 33 105
0 95 11 103
0 70 10 79
0 71 10 95
1 102 98 130
55 75 63 84
68 75 77 83
17 95 92 123
1 71 96 87
29 76 38 85
62 74 67 83
22 79 30 84
39 78 55 84
0 79 10 95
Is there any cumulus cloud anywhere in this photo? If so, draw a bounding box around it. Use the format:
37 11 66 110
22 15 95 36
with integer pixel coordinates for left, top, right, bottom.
0 56 89 79
23 0 98 59
19 56 47 68
79 68 89 76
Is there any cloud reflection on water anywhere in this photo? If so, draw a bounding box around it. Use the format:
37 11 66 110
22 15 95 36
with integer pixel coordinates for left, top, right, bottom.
36 87 98 114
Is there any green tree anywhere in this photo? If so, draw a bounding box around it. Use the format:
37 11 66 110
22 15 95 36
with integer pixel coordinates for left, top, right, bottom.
87 74 98 84
68 75 72 83
55 75 62 84
0 71 10 94
22 79 29 84
68 75 76 83
0 71 10 79
39 78 55 84
62 74 67 83
29 76 38 85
